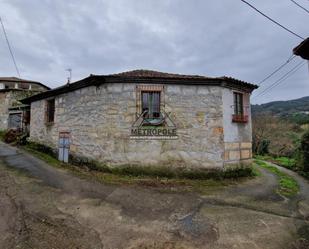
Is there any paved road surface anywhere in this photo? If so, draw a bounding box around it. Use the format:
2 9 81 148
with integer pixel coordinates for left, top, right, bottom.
0 141 309 249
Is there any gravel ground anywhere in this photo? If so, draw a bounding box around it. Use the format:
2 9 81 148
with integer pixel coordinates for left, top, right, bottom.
0 141 309 249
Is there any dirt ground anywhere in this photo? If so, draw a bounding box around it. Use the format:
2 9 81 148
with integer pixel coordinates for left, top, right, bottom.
0 141 309 249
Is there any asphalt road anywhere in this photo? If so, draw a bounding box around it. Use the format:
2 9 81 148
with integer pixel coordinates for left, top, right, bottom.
0 141 309 249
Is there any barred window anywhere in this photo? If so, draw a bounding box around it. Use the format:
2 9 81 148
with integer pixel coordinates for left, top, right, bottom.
141 91 161 118
46 99 55 123
233 92 244 115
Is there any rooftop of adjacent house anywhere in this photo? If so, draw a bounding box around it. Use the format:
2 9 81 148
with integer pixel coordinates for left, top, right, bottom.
293 37 309 60
0 77 50 91
21 69 258 104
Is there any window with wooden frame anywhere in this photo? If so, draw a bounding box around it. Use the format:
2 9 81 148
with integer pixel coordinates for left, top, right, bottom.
142 91 161 118
233 92 243 115
136 85 164 119
232 92 248 123
46 99 55 124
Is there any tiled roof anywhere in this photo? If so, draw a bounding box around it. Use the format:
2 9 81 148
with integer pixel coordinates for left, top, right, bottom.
109 70 256 87
0 77 36 83
110 69 209 79
0 77 50 89
21 69 258 104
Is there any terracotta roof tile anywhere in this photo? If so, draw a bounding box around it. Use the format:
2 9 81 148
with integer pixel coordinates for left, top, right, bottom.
109 69 210 79
0 77 50 90
21 69 258 104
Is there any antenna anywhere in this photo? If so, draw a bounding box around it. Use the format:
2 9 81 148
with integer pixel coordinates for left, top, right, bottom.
66 68 72 84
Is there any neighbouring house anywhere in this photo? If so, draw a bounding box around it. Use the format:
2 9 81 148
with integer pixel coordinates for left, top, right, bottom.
22 70 258 169
293 37 309 60
0 77 50 131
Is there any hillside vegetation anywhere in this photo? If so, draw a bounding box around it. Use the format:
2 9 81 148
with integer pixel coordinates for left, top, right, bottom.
252 96 309 125
252 96 309 177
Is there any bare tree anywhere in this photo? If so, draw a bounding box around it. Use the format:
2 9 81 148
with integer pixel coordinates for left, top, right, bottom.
252 114 295 157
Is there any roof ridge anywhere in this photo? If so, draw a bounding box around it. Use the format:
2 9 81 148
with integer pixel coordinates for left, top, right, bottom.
106 69 211 79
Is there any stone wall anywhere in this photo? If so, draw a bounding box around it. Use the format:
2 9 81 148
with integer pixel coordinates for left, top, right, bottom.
0 90 36 130
30 82 226 169
0 92 10 130
222 87 253 166
0 89 47 130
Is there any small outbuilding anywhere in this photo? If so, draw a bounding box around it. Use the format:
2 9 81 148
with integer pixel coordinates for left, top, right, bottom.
0 77 49 131
22 70 258 169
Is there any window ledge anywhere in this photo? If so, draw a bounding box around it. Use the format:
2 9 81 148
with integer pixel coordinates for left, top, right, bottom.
232 114 248 123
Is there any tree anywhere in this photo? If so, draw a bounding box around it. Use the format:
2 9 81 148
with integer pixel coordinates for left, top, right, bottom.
252 114 296 157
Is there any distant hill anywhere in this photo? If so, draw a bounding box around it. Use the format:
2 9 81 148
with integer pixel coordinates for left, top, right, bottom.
252 96 309 124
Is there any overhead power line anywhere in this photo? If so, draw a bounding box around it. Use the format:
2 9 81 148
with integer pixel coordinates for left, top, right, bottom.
253 61 306 99
258 54 296 86
253 61 305 99
0 17 21 78
290 0 309 14
240 0 305 39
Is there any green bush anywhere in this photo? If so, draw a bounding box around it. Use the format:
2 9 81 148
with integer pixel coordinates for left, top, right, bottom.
253 138 270 155
300 130 309 172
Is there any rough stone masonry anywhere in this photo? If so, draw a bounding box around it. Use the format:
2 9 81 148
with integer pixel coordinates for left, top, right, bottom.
24 70 257 169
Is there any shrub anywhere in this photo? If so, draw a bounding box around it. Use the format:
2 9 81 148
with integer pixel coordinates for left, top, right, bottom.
2 129 29 145
252 114 301 157
253 138 270 155
300 130 309 172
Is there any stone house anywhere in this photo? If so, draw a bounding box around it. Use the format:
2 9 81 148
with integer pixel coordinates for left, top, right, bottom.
0 77 49 131
22 70 258 169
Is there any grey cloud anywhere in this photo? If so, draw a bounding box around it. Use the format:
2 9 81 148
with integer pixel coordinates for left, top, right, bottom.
0 0 308 103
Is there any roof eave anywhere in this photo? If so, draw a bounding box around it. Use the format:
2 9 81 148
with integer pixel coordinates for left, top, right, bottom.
21 76 102 104
21 75 257 104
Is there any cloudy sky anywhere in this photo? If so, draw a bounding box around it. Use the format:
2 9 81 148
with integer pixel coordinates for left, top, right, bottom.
0 0 308 104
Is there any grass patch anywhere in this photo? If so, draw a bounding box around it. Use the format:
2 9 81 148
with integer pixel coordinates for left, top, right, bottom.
255 159 299 197
24 141 256 181
0 130 5 141
23 144 61 167
251 165 262 177
21 142 257 193
255 155 296 170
